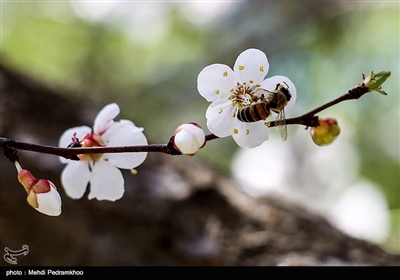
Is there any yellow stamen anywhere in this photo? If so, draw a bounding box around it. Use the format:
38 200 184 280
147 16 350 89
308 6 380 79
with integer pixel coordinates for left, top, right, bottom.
246 129 250 135
249 79 254 84
218 108 223 114
233 128 238 134
259 66 264 72
264 121 270 127
131 169 138 175
238 65 244 70
215 90 220 95
223 71 228 77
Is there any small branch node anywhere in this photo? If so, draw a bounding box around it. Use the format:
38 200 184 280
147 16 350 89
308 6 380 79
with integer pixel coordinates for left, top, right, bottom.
2 139 19 163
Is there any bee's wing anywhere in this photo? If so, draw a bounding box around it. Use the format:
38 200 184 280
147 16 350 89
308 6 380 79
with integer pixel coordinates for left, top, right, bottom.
253 88 274 100
275 109 288 141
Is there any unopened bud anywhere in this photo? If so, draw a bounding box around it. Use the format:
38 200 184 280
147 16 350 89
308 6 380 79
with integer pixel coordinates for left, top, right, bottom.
15 162 62 216
173 122 206 156
310 118 341 146
362 71 391 95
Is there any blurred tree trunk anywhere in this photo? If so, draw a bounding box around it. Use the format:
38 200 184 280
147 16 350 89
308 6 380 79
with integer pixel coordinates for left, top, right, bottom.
1 63 399 266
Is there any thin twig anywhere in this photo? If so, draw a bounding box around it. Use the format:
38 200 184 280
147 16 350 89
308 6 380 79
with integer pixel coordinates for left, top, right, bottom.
0 82 371 159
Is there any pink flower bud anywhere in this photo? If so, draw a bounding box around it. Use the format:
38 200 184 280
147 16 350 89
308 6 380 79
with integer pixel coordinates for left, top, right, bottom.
15 162 62 216
17 169 39 193
173 122 206 156
310 118 341 146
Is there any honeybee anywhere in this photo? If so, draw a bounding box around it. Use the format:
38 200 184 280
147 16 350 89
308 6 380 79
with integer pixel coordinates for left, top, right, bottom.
237 82 291 141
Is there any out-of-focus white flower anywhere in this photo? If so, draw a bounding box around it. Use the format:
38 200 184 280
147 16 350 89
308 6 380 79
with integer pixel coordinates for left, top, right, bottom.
173 122 206 156
231 126 390 244
15 162 61 216
197 48 296 148
58 103 148 201
328 181 390 243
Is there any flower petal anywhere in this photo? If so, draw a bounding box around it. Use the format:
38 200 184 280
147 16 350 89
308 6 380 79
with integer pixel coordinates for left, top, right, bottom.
233 48 269 86
232 121 269 148
61 161 91 199
35 183 62 216
260 75 297 112
205 99 235 138
93 103 120 135
101 120 148 169
88 160 124 201
58 126 92 164
197 64 238 102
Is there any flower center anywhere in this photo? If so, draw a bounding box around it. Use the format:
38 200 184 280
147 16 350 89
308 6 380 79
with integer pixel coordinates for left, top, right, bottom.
229 82 259 110
78 133 105 162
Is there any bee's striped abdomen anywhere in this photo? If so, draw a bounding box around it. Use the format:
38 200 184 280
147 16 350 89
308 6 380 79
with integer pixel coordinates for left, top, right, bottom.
237 102 270 123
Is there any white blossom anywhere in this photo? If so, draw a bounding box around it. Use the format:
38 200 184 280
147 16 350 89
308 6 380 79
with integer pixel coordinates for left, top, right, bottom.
197 48 296 148
58 103 148 201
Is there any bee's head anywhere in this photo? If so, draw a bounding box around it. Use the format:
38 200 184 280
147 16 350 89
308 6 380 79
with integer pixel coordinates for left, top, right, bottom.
276 82 292 102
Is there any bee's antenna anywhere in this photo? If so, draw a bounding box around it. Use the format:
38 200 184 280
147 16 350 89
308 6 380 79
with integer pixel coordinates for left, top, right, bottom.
283 81 289 89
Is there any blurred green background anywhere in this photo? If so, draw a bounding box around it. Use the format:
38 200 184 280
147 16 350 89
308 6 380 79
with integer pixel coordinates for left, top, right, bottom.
1 1 399 254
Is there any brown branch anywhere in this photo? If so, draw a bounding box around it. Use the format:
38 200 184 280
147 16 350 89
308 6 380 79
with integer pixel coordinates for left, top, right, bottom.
0 137 183 160
0 81 373 160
